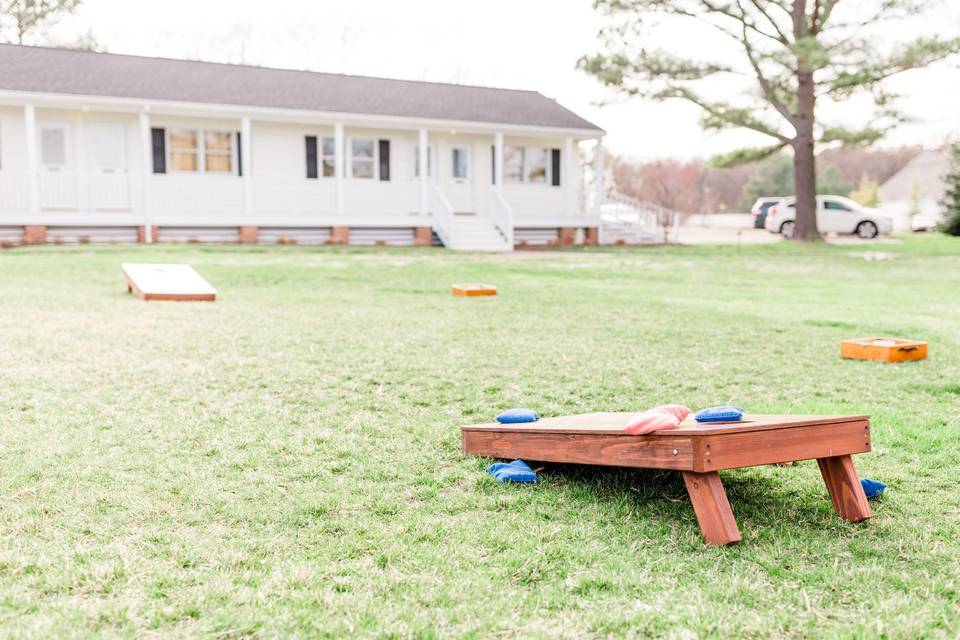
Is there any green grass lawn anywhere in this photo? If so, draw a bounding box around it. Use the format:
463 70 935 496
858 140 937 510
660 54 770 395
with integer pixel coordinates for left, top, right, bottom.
1 236 959 638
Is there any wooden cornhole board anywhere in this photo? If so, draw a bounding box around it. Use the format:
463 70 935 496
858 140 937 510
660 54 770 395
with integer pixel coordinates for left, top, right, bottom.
462 413 873 545
841 337 927 362
452 283 497 297
122 263 217 302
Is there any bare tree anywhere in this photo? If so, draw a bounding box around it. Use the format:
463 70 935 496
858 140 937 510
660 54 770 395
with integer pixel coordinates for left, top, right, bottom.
0 0 81 44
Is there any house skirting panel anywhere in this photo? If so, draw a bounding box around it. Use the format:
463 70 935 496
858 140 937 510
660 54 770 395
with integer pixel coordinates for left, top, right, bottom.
47 226 141 245
2 224 600 249
0 226 23 248
513 226 598 248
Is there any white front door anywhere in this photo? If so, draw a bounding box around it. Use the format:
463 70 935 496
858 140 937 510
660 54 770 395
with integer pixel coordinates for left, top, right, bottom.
88 123 130 210
446 144 474 212
38 124 77 209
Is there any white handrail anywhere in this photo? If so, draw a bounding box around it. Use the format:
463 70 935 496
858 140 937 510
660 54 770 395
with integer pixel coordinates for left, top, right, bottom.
489 186 514 247
429 182 455 248
600 191 682 243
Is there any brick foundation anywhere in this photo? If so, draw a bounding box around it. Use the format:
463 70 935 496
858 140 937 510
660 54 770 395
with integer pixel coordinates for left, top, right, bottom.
151 226 161 243
557 227 576 247
413 226 433 247
239 226 259 244
330 226 350 245
22 225 47 245
137 226 146 243
585 227 599 246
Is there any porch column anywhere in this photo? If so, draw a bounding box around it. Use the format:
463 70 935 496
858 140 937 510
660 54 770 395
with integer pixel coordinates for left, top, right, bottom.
494 132 504 188
563 136 575 216
593 137 604 219
138 110 153 242
241 116 253 216
335 122 345 217
23 104 40 215
418 128 428 217
75 115 89 214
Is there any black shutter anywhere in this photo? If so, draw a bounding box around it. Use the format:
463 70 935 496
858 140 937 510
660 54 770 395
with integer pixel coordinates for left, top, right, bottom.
491 145 496 184
236 132 243 177
150 128 166 174
378 139 390 181
305 135 318 179
551 148 561 186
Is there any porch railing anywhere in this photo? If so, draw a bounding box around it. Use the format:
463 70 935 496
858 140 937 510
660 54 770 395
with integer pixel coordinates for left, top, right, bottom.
0 170 139 213
429 181 455 247
489 186 514 247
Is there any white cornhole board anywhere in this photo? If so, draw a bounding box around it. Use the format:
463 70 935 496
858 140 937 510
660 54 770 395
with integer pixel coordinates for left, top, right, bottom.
122 263 217 301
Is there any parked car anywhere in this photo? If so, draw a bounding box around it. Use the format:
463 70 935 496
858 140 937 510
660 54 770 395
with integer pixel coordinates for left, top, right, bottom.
764 195 894 239
750 197 784 229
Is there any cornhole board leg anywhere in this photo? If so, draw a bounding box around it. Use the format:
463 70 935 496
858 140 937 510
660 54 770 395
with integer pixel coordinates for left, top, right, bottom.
817 455 873 522
681 471 741 545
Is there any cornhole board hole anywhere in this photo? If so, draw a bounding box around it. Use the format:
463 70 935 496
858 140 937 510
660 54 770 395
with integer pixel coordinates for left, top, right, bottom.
462 413 873 545
841 337 927 362
451 283 497 297
122 263 217 302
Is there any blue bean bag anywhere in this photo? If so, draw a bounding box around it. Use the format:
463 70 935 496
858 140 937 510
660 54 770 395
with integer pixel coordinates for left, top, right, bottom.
486 460 537 484
496 408 540 424
695 406 745 423
860 478 886 500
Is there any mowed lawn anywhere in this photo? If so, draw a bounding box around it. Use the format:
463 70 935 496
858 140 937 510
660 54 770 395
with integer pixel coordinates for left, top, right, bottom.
1 237 959 639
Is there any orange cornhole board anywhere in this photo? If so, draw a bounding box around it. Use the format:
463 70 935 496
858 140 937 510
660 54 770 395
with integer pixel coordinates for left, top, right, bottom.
462 413 873 545
841 337 927 362
122 263 217 302
451 283 497 297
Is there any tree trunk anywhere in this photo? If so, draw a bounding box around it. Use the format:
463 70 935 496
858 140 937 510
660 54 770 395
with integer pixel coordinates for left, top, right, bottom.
791 0 819 241
792 69 818 240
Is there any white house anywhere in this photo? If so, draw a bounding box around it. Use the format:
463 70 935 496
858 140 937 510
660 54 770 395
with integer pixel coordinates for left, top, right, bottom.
0 44 605 250
878 149 948 230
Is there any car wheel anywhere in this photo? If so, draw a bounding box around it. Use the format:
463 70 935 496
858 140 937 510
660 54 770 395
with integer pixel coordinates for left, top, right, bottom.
780 221 795 238
856 220 879 239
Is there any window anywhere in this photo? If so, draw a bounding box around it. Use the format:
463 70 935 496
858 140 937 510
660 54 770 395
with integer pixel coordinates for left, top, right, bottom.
306 136 337 179
168 129 236 173
526 148 548 183
204 131 233 173
503 146 555 184
40 127 66 166
824 200 851 211
414 146 432 177
452 148 468 179
504 146 524 182
351 139 375 179
169 129 198 172
322 137 336 177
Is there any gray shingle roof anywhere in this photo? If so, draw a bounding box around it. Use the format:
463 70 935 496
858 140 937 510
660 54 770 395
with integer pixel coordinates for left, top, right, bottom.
0 44 602 132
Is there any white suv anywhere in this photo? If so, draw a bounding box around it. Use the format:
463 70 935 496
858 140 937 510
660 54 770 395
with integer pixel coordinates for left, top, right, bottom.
764 195 894 239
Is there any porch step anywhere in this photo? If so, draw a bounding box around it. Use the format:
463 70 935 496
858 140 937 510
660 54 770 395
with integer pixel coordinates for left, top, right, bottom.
445 214 511 251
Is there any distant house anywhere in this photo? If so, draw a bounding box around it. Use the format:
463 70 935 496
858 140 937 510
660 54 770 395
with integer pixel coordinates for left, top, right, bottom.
879 149 948 228
0 44 605 249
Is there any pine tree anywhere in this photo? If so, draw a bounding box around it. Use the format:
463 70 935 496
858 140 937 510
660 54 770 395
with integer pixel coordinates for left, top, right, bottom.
580 1 960 241
941 144 960 236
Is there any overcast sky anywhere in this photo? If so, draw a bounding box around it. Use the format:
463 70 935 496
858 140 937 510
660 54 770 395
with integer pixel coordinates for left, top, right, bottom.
52 0 960 160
